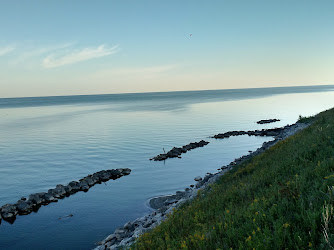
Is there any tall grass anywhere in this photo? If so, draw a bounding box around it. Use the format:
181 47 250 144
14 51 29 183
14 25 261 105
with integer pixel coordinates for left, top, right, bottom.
133 108 334 249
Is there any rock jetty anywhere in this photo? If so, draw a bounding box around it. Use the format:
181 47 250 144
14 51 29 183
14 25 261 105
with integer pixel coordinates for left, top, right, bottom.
256 118 280 124
212 125 292 139
0 168 131 224
96 122 310 250
150 140 209 161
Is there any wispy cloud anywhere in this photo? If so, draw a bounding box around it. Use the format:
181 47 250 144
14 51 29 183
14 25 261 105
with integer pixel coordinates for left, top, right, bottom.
42 44 119 68
0 46 15 56
10 43 74 65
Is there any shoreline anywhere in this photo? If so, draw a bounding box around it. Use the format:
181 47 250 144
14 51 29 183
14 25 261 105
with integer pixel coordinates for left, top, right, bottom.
95 121 310 249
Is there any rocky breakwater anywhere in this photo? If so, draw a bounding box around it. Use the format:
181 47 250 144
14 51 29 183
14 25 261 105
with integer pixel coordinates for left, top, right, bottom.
212 126 286 139
256 118 280 124
150 140 209 161
0 168 131 224
95 121 310 250
212 123 308 141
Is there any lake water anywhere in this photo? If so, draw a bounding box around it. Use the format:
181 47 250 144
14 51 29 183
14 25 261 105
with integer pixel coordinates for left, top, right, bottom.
1 85 334 249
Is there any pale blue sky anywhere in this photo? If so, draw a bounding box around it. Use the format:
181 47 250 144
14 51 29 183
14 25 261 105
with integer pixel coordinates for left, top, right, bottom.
1 0 334 97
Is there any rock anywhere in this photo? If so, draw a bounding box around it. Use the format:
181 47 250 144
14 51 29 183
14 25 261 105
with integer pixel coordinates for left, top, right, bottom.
102 234 116 244
16 200 34 215
99 171 112 182
151 140 210 161
114 228 128 241
28 193 44 205
194 176 202 181
256 119 280 124
64 185 72 194
195 182 202 188
164 198 178 206
80 177 95 186
81 184 90 192
55 184 67 196
68 181 80 192
1 204 18 220
143 219 153 228
121 168 131 175
41 193 57 203
20 197 26 201
48 189 60 198
124 221 134 231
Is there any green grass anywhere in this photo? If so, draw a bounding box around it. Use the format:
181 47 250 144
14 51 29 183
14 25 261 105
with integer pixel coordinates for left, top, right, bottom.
132 107 334 249
297 114 316 124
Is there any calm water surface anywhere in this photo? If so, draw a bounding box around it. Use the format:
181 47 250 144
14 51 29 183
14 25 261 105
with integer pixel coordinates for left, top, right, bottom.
0 86 334 249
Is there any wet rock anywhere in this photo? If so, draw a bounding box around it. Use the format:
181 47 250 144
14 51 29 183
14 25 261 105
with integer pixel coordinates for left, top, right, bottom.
124 221 134 231
68 181 80 193
16 200 34 215
143 219 153 228
80 177 95 187
103 234 117 245
257 119 280 124
213 127 285 139
121 168 131 175
64 185 72 194
28 193 44 205
41 193 57 203
1 204 18 220
164 198 178 206
151 140 210 161
98 171 112 182
194 176 202 181
48 184 67 198
114 228 128 241
80 183 90 192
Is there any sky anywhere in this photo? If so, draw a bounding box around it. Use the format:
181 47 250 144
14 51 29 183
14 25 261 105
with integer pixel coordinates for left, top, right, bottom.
1 0 334 98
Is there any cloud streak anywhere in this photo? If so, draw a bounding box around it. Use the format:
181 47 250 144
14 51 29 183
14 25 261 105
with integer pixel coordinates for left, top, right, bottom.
42 44 119 68
0 46 15 56
10 43 74 65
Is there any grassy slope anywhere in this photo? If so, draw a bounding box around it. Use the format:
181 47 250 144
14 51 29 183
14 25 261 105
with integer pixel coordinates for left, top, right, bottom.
133 108 334 249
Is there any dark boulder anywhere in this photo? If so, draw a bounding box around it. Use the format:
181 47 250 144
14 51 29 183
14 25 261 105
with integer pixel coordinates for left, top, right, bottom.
68 181 80 193
28 193 45 205
41 193 57 203
64 185 72 194
257 119 280 124
121 168 131 175
1 204 18 220
16 200 34 215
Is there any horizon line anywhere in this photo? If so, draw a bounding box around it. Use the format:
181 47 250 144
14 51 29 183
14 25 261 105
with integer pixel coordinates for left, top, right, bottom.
1 84 334 100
